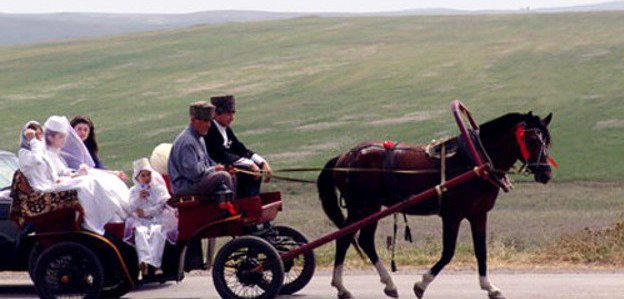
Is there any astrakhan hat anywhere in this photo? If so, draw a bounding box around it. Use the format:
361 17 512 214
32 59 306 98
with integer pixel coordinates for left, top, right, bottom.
210 95 236 114
189 101 215 121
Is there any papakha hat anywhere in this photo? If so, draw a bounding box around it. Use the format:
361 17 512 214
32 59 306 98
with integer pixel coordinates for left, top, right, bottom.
210 95 236 114
189 101 215 121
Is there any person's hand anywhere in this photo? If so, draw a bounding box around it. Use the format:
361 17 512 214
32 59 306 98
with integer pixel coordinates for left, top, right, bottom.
116 171 128 181
78 164 89 176
137 209 146 218
139 189 150 199
225 165 237 175
24 129 36 141
261 162 273 183
250 163 261 180
215 164 225 172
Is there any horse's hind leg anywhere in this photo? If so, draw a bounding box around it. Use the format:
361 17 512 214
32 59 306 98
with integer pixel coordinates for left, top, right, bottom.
414 216 461 298
331 216 357 299
358 220 398 298
469 213 505 299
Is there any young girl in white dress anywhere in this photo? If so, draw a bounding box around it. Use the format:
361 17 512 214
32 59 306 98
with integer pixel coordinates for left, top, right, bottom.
124 158 177 275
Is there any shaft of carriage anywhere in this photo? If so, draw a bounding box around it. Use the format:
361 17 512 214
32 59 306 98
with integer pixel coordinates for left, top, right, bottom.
280 163 491 262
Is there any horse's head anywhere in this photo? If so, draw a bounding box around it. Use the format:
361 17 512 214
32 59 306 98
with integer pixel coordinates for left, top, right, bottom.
515 112 554 184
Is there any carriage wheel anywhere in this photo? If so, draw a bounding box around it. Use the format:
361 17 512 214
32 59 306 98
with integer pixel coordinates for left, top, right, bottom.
28 242 42 281
273 225 316 295
212 236 284 299
33 242 104 299
100 274 132 298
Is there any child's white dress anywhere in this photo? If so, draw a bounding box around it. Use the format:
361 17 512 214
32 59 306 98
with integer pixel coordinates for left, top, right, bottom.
124 162 177 268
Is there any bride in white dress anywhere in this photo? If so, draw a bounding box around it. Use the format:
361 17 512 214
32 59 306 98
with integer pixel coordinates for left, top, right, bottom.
18 116 130 235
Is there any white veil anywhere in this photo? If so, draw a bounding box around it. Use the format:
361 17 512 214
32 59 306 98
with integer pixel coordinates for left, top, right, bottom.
43 115 95 169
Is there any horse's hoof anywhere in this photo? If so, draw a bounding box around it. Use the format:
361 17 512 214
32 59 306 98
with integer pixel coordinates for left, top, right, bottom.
413 283 425 299
488 291 505 299
384 287 399 298
338 290 353 299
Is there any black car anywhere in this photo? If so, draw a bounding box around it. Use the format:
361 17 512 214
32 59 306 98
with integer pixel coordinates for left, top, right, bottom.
0 150 19 218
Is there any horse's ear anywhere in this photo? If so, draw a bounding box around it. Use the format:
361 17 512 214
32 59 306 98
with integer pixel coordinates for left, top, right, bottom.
527 111 533 116
543 113 553 126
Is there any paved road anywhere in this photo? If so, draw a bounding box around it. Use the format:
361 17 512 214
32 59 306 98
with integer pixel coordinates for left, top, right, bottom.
1 270 623 298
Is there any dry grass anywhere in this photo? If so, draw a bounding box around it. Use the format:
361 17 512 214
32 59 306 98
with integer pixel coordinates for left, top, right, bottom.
536 218 624 266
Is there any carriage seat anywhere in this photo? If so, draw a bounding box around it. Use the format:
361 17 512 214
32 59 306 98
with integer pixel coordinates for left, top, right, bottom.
425 136 459 160
168 184 234 205
9 170 83 232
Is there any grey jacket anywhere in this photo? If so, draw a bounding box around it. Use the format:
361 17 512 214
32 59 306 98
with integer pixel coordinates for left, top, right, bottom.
167 127 217 195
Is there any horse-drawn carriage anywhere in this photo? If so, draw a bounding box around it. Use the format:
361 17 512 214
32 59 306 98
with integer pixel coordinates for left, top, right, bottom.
0 100 554 299
2 167 315 299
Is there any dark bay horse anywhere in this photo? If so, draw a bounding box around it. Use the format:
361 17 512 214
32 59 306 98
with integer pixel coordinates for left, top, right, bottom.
317 112 553 299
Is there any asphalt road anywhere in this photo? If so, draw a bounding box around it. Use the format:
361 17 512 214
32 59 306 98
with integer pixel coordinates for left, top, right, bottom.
1 270 623 298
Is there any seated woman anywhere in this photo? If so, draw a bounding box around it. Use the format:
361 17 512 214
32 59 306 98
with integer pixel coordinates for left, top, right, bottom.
70 115 127 181
17 116 131 235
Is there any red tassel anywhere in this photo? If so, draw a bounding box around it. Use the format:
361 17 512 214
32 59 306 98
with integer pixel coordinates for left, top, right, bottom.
219 202 238 215
548 157 558 169
383 141 395 149
514 126 530 160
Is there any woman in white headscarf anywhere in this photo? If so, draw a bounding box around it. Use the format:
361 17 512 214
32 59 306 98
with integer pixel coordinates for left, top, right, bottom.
17 120 56 191
17 116 131 235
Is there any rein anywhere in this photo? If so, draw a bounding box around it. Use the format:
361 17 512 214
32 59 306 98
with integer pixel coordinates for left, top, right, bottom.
234 166 440 184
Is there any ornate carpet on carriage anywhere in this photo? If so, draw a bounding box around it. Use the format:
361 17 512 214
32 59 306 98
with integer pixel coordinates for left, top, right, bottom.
9 170 83 233
8 170 133 241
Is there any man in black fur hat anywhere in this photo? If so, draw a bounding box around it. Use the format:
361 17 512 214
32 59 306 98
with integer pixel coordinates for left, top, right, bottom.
204 95 273 198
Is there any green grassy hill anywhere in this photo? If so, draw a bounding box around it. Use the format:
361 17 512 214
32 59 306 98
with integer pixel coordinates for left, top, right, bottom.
1 12 623 181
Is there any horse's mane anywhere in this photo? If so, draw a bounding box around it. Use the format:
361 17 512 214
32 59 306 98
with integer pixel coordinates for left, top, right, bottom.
479 112 551 145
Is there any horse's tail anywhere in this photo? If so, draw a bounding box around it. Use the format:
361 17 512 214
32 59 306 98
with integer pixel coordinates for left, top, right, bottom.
318 156 366 261
318 156 344 228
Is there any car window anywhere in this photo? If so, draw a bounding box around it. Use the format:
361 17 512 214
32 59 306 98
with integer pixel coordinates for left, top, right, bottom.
0 154 18 190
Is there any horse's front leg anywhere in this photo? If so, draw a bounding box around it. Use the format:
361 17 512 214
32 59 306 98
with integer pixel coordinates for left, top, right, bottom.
469 213 505 299
414 216 461 298
358 221 398 298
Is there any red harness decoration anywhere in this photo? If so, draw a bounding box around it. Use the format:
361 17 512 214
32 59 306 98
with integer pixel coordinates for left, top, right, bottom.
514 125 531 161
548 157 558 169
219 202 238 215
383 140 396 149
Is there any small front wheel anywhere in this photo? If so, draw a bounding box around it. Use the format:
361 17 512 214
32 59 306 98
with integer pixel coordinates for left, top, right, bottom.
33 241 104 299
273 225 315 295
212 236 284 299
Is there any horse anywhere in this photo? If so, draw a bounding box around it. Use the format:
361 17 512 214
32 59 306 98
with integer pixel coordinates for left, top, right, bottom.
317 111 553 299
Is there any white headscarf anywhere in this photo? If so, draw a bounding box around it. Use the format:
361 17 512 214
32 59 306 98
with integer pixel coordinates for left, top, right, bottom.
19 120 41 151
132 157 166 188
43 115 95 169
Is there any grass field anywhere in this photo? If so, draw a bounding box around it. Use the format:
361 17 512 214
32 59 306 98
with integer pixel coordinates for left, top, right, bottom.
1 12 623 268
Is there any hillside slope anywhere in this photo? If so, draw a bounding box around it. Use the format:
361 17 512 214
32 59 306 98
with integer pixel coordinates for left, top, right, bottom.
0 12 622 181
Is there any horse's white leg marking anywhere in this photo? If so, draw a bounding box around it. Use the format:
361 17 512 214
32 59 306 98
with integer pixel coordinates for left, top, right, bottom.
480 276 505 299
413 270 435 299
331 264 352 299
374 260 398 297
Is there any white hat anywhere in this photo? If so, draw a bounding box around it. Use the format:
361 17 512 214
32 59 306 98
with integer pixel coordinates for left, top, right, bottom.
44 115 70 133
132 157 166 187
133 157 152 174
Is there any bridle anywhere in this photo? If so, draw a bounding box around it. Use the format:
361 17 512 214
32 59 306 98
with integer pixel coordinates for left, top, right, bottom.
514 123 557 174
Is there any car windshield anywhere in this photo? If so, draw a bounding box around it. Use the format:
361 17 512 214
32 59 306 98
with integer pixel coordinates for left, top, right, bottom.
0 152 18 190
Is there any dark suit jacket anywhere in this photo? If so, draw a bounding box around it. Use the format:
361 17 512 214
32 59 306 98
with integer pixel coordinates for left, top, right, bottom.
204 120 255 165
